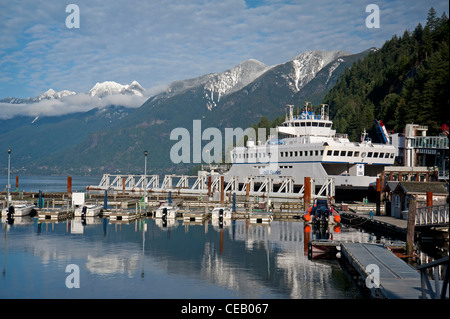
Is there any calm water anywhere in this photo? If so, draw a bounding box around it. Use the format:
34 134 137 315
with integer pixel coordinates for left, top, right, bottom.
0 216 367 299
0 175 393 299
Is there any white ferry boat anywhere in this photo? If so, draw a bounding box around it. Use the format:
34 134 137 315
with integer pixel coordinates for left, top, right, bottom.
225 103 396 192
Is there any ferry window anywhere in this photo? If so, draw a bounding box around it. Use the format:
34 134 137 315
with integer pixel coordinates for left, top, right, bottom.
295 122 299 127
333 150 339 156
384 153 389 158
280 152 284 158
312 122 318 127
368 152 373 157
306 122 312 127
340 151 346 156
327 150 332 156
347 151 353 156
310 150 314 156
320 150 324 156
299 151 303 156
373 152 378 158
301 122 306 127
319 123 325 127
290 151 293 157
354 151 360 157
390 153 395 158
294 151 298 156
315 150 319 156
326 123 331 127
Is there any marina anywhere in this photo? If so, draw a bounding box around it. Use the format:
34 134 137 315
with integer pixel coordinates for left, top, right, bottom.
1 176 448 299
1 104 448 300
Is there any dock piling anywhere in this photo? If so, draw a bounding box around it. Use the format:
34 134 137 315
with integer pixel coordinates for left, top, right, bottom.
406 200 416 256
304 177 311 211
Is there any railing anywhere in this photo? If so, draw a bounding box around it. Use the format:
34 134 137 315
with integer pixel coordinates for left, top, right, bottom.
89 174 335 200
415 204 449 226
417 256 449 299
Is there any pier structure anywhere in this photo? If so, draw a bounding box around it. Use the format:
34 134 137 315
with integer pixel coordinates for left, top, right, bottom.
340 243 449 299
87 173 335 202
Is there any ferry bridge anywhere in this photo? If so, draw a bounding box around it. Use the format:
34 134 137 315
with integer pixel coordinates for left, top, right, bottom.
87 173 335 201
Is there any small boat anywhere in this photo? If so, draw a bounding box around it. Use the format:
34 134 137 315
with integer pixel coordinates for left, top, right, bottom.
211 206 233 220
1 204 36 217
303 198 341 224
154 202 179 219
74 205 102 217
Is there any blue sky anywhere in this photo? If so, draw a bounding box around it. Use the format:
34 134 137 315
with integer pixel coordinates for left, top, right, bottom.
1 0 448 99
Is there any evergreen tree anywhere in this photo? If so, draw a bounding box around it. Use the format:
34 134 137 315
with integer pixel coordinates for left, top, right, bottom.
321 8 448 137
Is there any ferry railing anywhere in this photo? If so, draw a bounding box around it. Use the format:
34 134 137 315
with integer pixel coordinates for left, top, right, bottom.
417 256 449 299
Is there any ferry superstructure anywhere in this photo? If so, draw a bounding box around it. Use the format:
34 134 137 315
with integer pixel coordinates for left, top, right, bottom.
225 103 396 190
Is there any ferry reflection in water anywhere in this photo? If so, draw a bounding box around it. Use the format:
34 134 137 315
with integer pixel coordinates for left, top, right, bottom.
1 216 362 299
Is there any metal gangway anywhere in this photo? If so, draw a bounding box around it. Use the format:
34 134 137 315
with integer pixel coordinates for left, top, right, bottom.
87 173 335 200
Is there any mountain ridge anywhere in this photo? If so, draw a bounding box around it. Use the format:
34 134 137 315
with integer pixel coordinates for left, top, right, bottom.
20 49 368 175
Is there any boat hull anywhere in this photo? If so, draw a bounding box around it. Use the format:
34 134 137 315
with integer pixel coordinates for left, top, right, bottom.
2 204 36 217
74 205 102 217
154 207 179 219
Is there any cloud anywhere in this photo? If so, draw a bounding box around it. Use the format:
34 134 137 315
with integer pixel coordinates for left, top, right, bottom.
0 93 150 120
0 0 448 99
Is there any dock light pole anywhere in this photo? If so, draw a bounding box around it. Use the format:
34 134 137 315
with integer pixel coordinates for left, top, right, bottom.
144 150 148 205
7 149 11 211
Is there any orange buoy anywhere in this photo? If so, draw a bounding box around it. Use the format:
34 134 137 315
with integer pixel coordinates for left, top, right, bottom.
333 225 341 233
334 215 341 223
304 214 311 222
304 225 311 233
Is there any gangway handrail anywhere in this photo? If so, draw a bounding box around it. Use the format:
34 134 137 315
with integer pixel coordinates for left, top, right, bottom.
416 256 449 299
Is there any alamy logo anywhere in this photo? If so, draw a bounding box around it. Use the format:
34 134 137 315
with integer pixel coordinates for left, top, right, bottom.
365 264 380 288
169 120 280 169
365 4 380 29
65 264 80 288
65 4 80 29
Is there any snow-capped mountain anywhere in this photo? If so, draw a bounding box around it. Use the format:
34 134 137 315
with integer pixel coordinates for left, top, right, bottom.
1 89 77 104
1 81 145 105
38 89 77 100
283 50 351 92
151 50 351 112
203 59 271 110
153 59 270 110
89 81 145 98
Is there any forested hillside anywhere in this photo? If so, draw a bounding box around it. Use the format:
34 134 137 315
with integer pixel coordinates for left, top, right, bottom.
322 8 449 141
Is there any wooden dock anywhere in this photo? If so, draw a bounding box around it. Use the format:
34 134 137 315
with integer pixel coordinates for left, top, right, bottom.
107 209 140 221
37 208 73 221
183 211 211 223
340 243 433 299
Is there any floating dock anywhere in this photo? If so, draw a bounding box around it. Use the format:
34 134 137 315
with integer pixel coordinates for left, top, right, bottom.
183 210 211 223
37 208 73 221
107 209 140 221
340 243 436 299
